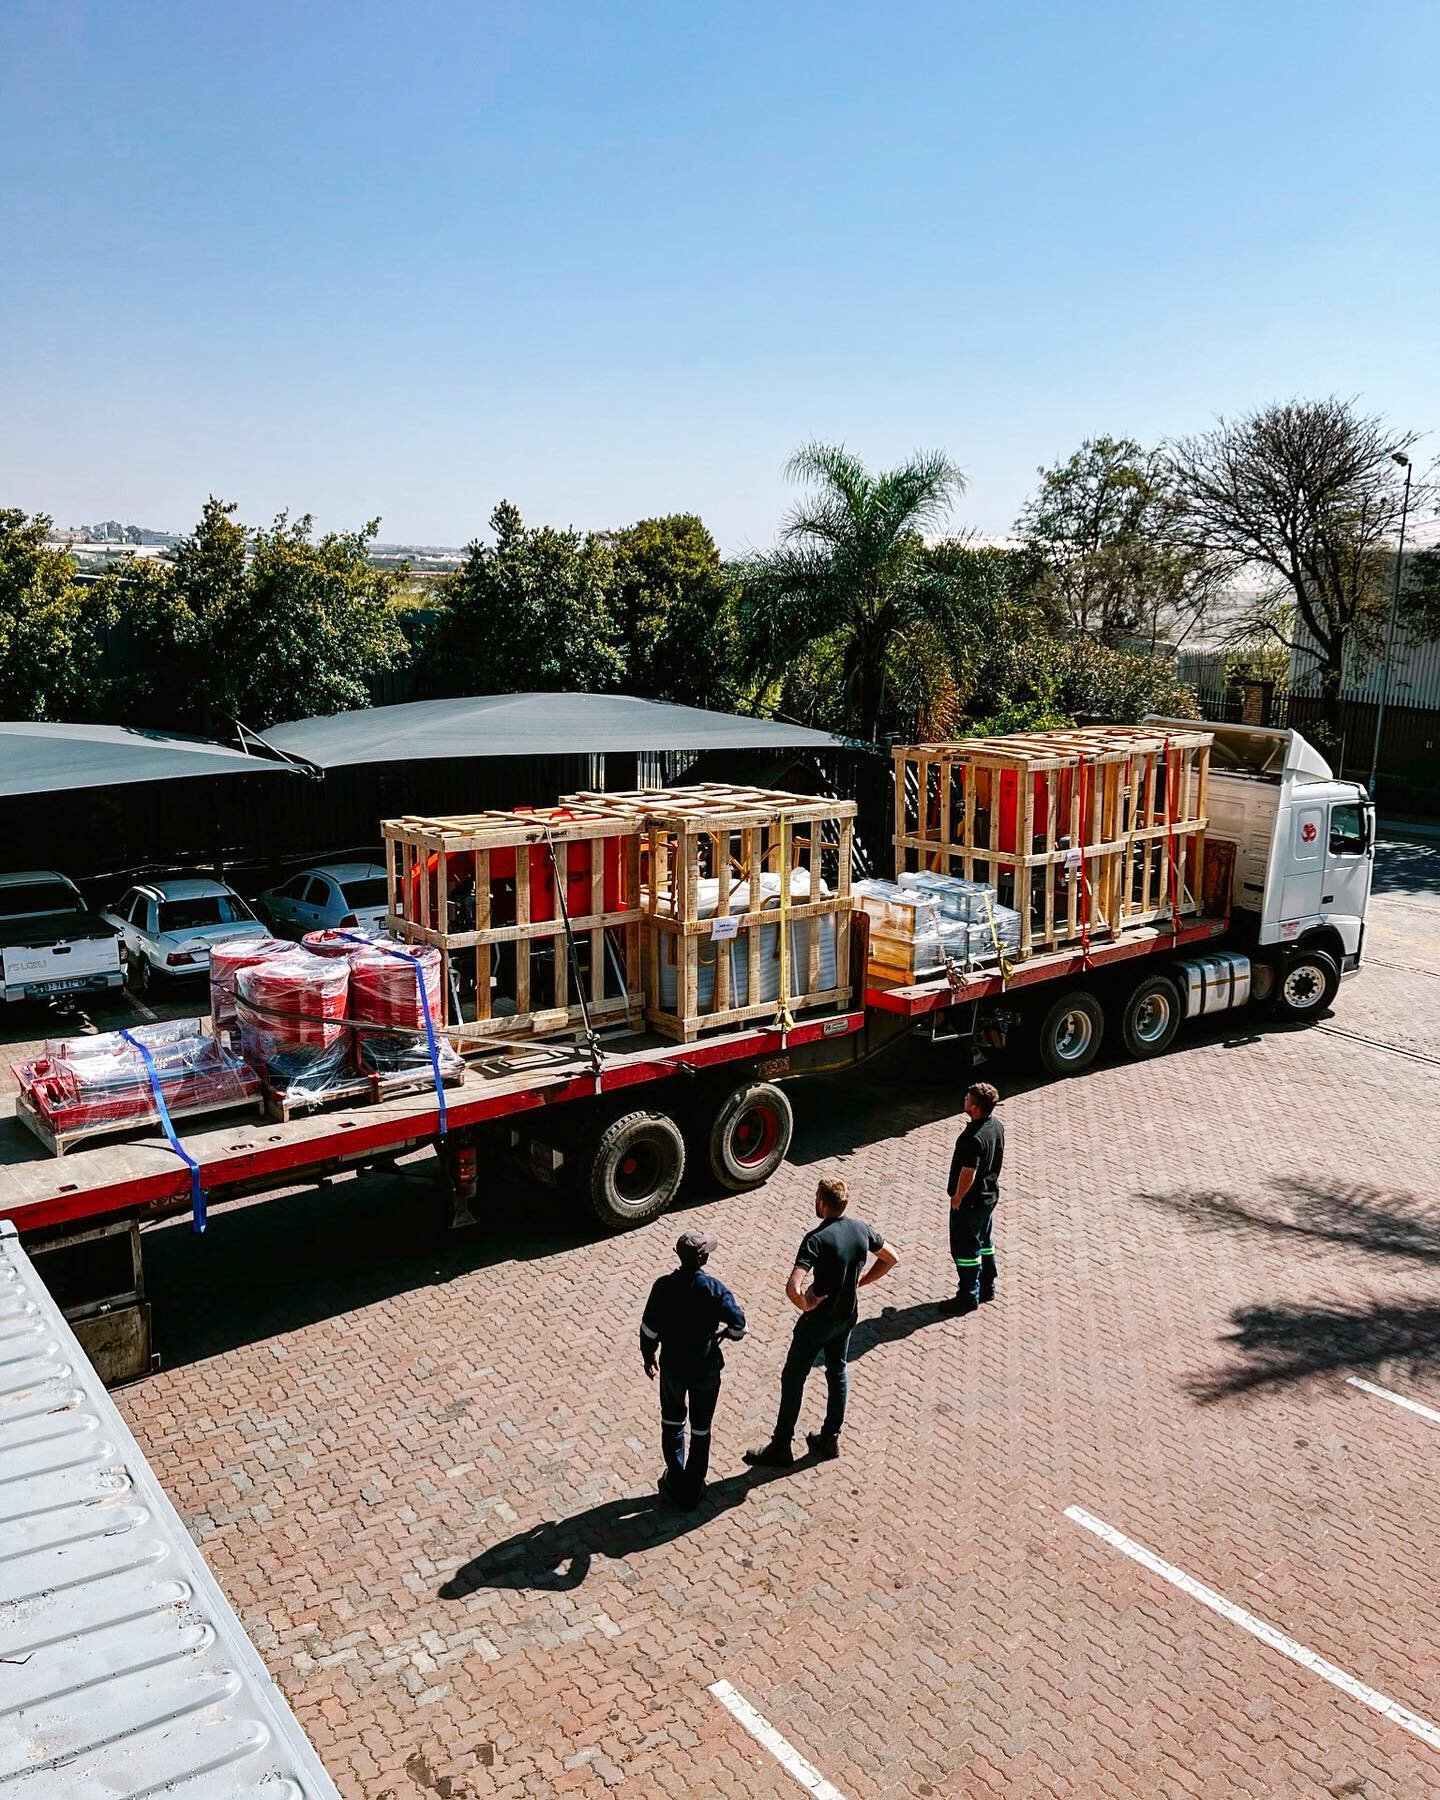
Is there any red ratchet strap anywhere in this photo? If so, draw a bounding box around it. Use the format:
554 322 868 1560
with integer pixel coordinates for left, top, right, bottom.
1163 735 1181 939
1077 755 1092 968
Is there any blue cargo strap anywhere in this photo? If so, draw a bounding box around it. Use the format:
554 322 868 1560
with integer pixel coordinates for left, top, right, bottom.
337 934 448 1136
119 1029 207 1234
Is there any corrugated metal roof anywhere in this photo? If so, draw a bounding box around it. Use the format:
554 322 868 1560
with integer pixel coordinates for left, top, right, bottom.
0 1221 339 1798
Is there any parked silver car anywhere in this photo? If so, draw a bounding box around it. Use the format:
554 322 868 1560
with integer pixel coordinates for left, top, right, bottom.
102 878 260 992
257 862 389 940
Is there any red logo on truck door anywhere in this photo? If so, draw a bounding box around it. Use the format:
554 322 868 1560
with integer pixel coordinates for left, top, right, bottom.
1302 821 1317 843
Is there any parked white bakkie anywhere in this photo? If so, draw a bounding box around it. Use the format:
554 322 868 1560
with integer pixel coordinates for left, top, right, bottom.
0 870 126 1006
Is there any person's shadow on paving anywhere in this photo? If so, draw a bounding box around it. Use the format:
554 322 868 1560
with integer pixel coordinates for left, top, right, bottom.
848 1300 950 1360
441 1466 798 1596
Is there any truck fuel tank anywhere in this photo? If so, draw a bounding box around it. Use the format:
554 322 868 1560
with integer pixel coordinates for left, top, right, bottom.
1174 950 1252 1017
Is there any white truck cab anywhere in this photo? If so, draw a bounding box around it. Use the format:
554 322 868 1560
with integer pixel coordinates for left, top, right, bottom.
1148 717 1375 1013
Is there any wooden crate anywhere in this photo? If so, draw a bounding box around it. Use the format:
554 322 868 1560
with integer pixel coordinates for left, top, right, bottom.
561 784 856 1042
893 725 1212 957
382 806 645 1042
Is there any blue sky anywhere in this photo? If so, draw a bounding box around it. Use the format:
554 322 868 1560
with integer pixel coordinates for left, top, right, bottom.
2 0 1435 552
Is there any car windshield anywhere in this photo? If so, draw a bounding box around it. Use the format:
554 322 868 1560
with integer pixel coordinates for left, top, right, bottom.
0 880 84 919
341 877 388 909
159 895 253 932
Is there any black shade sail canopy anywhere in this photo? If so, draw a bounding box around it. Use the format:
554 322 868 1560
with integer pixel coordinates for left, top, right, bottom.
264 692 851 769
0 721 300 799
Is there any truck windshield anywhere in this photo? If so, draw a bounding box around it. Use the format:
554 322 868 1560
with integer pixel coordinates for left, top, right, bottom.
0 880 85 919
340 877 388 909
159 895 253 931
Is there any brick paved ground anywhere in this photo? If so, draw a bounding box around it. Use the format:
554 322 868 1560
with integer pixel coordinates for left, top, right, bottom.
113 848 1440 1799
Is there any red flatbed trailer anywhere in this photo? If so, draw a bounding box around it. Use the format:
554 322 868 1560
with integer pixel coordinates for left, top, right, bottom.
0 908 1249 1385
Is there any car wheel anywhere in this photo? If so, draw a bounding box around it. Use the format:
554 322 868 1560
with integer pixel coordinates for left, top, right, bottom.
130 953 152 996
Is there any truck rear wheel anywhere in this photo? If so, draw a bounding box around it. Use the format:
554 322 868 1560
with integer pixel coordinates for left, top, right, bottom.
1117 972 1182 1060
707 1081 793 1192
1273 948 1339 1020
586 1110 686 1230
1032 988 1105 1076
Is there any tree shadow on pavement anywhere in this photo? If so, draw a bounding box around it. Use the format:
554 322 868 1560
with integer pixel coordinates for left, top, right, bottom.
1139 1176 1440 1401
440 1466 798 1596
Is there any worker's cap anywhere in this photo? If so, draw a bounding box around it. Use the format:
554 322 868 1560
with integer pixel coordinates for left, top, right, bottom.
676 1229 718 1259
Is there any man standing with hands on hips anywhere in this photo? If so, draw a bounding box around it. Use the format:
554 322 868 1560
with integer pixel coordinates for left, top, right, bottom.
745 1176 898 1467
943 1081 1004 1315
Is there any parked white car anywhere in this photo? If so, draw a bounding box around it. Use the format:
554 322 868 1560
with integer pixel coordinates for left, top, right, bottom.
102 878 261 993
257 862 389 939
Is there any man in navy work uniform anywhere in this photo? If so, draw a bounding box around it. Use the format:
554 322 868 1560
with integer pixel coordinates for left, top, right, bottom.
944 1081 1004 1315
640 1229 746 1507
745 1176 898 1467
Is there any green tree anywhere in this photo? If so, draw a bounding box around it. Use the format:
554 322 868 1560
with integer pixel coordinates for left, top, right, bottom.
1171 398 1419 759
218 513 407 725
737 443 970 741
973 635 1199 731
106 499 408 729
605 514 736 707
1017 435 1224 649
0 510 111 718
432 500 625 695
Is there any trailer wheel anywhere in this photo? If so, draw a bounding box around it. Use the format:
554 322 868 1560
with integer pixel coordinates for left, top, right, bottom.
586 1111 686 1230
707 1081 794 1192
1273 948 1339 1020
1032 988 1105 1076
1117 972 1182 1060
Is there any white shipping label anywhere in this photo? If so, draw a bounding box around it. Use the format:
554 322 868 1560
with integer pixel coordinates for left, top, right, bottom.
711 915 740 941
1064 849 1083 873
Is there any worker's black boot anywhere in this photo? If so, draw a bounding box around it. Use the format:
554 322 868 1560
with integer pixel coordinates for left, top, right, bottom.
743 1439 796 1468
806 1430 840 1461
941 1292 980 1315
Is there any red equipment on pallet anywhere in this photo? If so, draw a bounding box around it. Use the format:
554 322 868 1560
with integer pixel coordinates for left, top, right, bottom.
209 937 292 1038
13 1020 260 1146
235 950 350 1098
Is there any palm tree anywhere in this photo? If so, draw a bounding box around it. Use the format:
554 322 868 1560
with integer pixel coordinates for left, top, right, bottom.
738 443 968 742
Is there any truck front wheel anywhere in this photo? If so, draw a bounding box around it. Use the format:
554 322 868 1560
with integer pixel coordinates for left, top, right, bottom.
1117 972 1182 1060
706 1081 794 1192
586 1110 686 1230
1032 988 1105 1076
1273 948 1339 1020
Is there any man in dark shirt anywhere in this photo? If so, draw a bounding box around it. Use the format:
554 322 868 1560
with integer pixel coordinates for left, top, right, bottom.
745 1177 898 1467
943 1081 1005 1315
640 1229 746 1507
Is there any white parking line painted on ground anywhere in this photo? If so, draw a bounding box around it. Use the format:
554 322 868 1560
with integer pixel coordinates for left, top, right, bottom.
1347 1375 1440 1427
130 996 158 1023
1065 1506 1440 1755
708 1680 850 1799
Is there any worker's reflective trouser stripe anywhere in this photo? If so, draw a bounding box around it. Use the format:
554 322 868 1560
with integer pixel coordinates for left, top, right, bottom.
949 1197 996 1303
658 1367 722 1492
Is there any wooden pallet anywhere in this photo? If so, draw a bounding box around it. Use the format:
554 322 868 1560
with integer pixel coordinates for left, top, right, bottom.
892 725 1211 958
561 784 856 1042
382 806 645 1043
262 1062 466 1123
14 1087 264 1158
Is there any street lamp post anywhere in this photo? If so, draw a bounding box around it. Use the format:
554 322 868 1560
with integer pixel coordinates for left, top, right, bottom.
1367 452 1414 800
